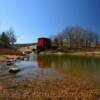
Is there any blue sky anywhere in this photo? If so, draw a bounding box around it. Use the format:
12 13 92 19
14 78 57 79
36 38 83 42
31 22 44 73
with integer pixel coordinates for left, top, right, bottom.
0 0 100 43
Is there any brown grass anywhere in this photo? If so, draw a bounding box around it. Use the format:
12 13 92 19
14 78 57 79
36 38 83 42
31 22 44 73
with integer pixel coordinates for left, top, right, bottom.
0 48 23 55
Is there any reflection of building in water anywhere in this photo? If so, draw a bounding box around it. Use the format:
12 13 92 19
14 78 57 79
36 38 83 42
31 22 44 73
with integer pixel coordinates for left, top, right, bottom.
37 56 49 68
37 55 65 68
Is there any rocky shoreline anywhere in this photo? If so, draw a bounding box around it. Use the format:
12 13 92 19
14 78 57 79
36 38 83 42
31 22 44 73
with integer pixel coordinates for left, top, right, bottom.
0 76 100 100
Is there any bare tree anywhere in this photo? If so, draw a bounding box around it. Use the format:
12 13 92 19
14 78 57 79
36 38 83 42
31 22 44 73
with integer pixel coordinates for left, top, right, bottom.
7 28 17 45
0 32 10 47
51 26 100 49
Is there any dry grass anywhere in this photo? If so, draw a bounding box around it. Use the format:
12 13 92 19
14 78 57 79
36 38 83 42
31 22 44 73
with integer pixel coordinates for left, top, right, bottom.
0 48 23 62
0 48 22 55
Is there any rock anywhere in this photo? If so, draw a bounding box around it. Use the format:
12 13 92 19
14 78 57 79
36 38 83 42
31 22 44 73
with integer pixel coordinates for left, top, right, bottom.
7 61 14 66
9 68 20 73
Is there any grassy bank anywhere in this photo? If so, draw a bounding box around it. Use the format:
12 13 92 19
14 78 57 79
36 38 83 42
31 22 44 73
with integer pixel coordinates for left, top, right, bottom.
0 48 22 55
0 48 23 62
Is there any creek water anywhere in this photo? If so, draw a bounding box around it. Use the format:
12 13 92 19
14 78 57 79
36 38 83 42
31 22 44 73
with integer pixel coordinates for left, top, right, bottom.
0 54 100 87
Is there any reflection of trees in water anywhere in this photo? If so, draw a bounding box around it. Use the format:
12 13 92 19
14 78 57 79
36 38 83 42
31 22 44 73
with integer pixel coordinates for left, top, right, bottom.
37 55 100 77
37 55 100 85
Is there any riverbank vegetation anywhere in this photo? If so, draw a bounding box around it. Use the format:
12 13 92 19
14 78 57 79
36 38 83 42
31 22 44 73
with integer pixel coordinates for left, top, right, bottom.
40 26 100 56
0 28 22 55
0 28 16 48
50 26 100 51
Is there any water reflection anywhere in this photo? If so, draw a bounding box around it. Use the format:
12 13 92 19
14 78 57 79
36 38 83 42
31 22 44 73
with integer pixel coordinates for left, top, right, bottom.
37 55 100 86
1 54 100 87
37 55 100 70
37 55 49 68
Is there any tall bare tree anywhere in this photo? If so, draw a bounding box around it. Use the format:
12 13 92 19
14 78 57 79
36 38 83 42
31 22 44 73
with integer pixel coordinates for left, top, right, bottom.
0 32 10 47
7 28 17 45
51 26 100 49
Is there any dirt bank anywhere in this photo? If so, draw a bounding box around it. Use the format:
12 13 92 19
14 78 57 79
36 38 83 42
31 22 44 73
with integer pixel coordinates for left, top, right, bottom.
40 50 100 58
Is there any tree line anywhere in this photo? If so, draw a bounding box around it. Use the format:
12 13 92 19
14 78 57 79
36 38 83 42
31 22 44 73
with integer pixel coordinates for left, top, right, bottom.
0 28 16 48
51 26 99 49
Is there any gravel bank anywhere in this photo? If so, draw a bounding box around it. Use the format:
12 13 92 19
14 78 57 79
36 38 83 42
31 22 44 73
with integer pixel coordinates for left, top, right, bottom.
0 76 100 100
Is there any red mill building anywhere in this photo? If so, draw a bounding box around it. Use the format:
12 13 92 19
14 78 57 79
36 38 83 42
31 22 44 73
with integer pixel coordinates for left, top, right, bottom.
37 38 51 51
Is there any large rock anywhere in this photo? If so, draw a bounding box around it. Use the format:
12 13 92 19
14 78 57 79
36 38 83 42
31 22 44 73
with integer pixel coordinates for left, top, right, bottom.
9 68 20 73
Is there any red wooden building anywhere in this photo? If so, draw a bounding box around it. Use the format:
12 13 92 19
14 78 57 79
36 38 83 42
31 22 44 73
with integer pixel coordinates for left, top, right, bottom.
37 38 51 51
